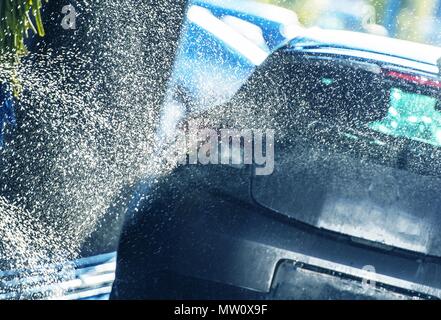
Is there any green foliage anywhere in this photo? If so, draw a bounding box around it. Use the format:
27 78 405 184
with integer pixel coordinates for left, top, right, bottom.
0 0 47 96
0 0 47 56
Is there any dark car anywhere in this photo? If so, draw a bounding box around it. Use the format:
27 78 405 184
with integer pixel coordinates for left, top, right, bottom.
111 30 441 300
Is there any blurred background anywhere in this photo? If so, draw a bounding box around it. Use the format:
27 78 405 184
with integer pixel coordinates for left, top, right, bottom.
258 0 441 45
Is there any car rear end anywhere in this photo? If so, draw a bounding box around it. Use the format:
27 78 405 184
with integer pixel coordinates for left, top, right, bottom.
112 32 441 300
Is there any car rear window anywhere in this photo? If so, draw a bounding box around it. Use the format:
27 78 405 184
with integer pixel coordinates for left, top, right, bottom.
370 88 441 146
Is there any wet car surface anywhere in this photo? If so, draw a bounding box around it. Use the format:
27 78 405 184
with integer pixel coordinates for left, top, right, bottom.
112 30 441 300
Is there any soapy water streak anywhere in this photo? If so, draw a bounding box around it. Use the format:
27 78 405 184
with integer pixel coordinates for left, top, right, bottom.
0 0 273 299
0 1 184 298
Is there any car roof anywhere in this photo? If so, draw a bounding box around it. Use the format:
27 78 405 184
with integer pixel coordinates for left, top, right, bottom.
192 0 299 25
287 29 441 71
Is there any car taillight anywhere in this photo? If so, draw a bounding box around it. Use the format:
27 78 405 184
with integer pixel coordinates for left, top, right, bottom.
385 70 441 89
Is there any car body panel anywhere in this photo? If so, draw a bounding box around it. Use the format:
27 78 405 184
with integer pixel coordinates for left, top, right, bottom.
168 0 300 109
112 161 441 299
193 0 300 50
287 28 441 68
160 0 299 143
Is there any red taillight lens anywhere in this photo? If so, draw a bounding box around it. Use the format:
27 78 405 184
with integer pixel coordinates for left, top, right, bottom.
385 70 441 89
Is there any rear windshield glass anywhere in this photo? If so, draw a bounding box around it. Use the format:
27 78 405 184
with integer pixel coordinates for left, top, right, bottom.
370 88 441 146
285 62 441 148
